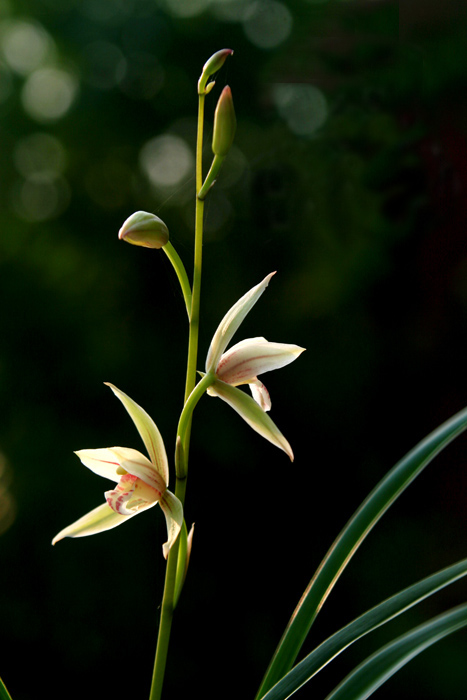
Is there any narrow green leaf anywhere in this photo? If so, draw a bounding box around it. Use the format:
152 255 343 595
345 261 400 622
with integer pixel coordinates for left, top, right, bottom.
256 405 467 698
0 676 13 700
324 604 467 700
261 557 467 700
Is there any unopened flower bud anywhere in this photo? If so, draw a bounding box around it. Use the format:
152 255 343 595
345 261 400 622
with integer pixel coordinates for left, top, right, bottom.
118 211 169 249
212 86 236 157
198 48 233 95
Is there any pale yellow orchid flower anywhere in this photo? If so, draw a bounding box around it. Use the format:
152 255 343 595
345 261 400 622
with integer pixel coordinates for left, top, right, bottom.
52 384 183 558
205 273 305 461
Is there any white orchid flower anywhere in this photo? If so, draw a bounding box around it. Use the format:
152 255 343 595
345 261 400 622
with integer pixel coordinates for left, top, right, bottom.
53 384 183 558
205 272 305 461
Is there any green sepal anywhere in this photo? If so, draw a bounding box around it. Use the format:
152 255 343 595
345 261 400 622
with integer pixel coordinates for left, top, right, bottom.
105 383 169 485
208 379 293 460
206 272 275 373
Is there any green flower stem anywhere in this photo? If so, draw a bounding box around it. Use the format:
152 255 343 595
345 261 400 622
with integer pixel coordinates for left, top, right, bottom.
184 92 206 402
162 242 192 318
149 91 208 700
177 372 214 478
149 535 180 700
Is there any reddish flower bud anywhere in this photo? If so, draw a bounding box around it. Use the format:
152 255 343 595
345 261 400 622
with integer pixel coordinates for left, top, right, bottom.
212 86 236 157
198 48 233 95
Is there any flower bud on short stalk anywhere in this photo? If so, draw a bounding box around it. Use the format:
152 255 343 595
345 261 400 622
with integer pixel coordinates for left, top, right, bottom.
118 210 169 249
212 86 236 157
198 48 233 95
198 86 237 200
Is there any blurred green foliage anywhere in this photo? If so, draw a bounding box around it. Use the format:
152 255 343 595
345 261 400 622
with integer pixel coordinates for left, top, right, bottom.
1 1 467 698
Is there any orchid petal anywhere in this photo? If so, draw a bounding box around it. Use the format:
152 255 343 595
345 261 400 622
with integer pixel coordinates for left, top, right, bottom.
217 339 305 385
74 447 124 481
208 378 294 460
105 383 169 484
205 272 276 373
159 489 184 559
249 379 272 412
109 446 166 493
52 503 136 544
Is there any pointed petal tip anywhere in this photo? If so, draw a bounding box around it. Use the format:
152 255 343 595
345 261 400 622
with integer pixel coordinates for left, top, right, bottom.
52 528 68 545
282 437 294 462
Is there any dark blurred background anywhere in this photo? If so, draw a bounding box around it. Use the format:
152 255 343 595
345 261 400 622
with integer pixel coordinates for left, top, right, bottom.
1 0 467 698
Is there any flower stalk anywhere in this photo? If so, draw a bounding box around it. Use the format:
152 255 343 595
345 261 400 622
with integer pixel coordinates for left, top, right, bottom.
149 61 212 700
52 48 304 700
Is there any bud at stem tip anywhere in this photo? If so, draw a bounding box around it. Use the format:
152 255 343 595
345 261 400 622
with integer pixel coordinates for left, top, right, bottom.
118 211 169 249
212 86 236 157
198 48 233 95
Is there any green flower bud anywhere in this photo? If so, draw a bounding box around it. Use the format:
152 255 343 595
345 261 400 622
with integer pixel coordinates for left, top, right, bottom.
198 48 233 95
118 211 169 249
212 86 236 157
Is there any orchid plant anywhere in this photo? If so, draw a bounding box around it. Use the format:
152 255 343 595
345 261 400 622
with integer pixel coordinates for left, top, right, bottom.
2 49 467 700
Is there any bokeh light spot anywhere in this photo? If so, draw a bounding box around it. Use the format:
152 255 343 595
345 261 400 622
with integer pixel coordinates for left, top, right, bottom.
118 52 164 100
204 191 232 239
82 41 127 90
243 0 293 49
13 133 66 178
163 0 212 18
211 0 250 21
12 174 70 222
0 452 15 537
0 19 53 76
0 60 13 103
139 134 194 189
216 145 248 189
21 67 78 122
81 0 131 23
273 83 328 135
85 158 132 210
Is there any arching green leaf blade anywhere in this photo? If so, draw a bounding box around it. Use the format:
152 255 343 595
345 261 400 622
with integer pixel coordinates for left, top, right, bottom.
256 405 467 698
261 557 467 700
0 676 12 700
324 604 467 700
